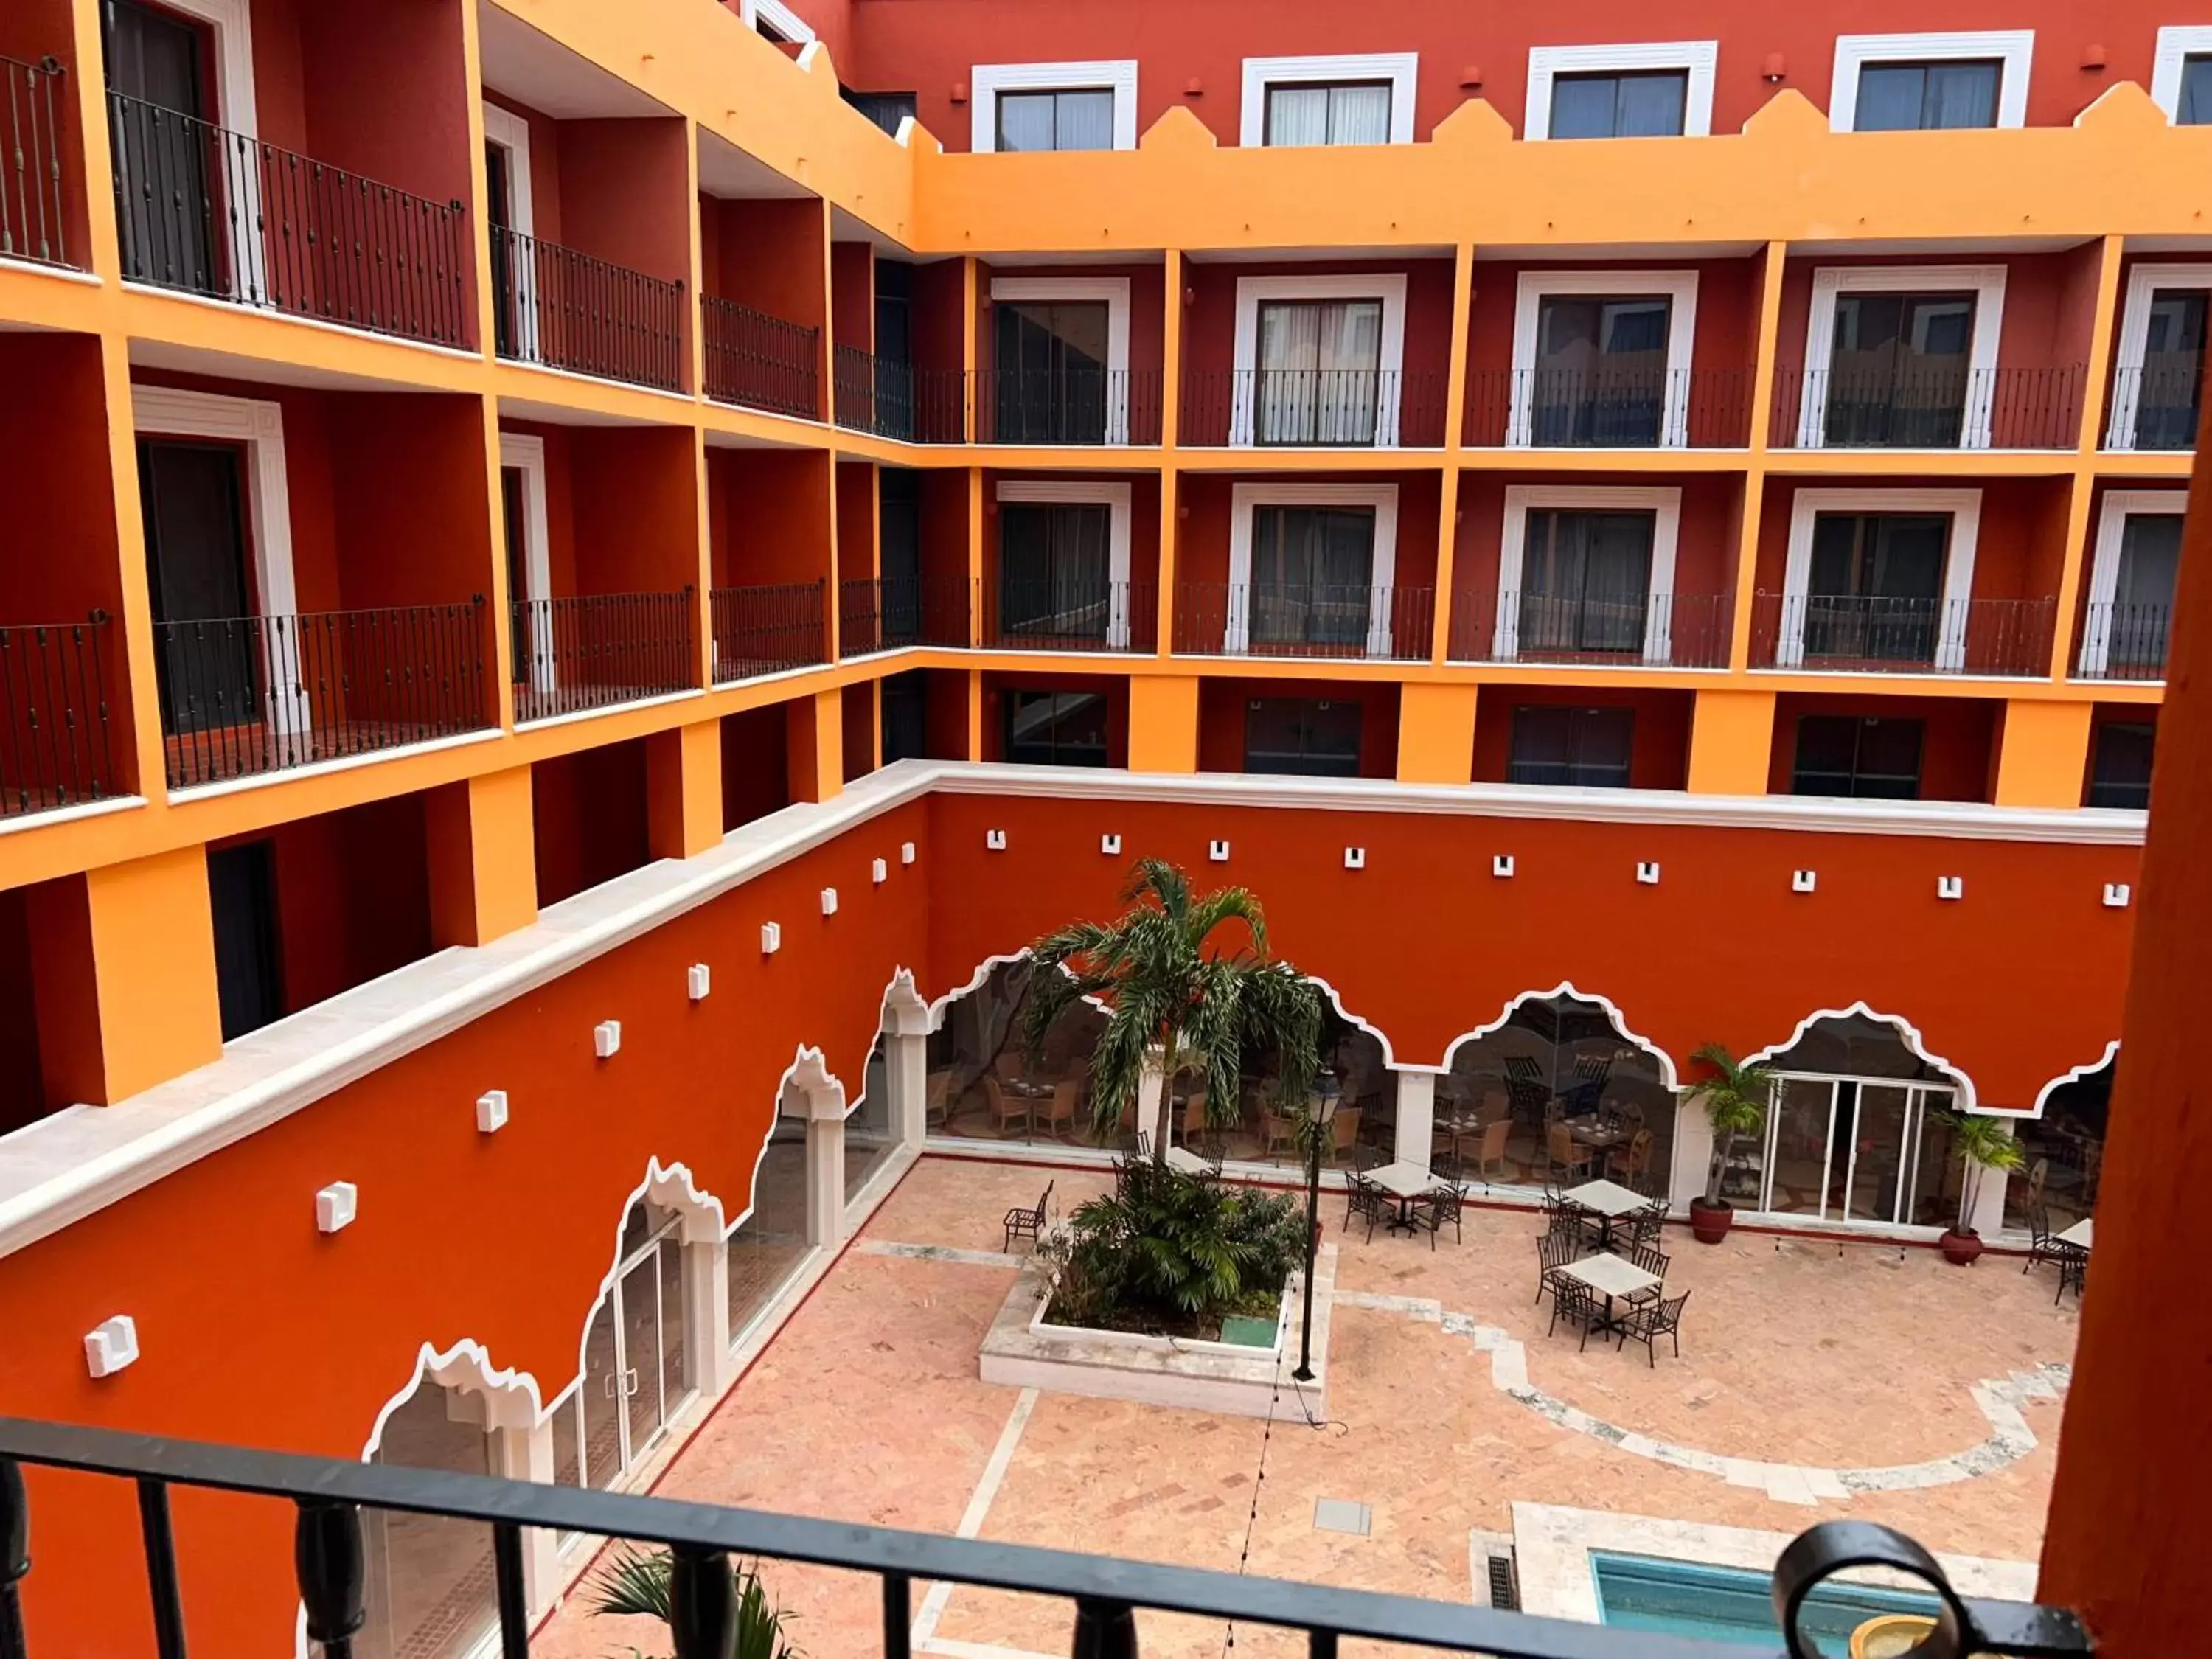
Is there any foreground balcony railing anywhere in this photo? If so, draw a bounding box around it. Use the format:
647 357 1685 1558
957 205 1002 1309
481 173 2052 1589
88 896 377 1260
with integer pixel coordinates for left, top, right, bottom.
0 612 116 816
1447 592 1733 669
1178 368 1451 448
108 91 468 345
1770 366 2084 450
983 580 1158 651
832 347 965 441
1750 592 2056 677
838 575 971 655
1464 367 1754 449
2104 364 2204 451
975 369 1165 445
493 226 684 392
3 55 70 268
702 296 820 420
1174 582 1436 661
155 601 489 788
2074 601 2172 680
0 1415 2093 1659
709 580 827 682
511 590 694 723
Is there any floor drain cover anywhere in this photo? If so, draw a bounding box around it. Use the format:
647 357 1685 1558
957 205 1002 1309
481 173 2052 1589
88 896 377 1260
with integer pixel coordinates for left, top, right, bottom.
1312 1498 1371 1537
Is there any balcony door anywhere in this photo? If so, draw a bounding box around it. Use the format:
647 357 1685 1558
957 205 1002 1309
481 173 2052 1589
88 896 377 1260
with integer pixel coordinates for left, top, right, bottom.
994 299 1110 443
2134 291 2206 451
1254 299 1382 445
1823 290 1977 447
1528 296 1672 445
1514 509 1654 658
575 1203 691 1491
139 437 262 744
1802 512 1949 666
1756 1077 1960 1227
106 0 221 296
208 838 282 1040
2096 510 2182 675
1000 501 1111 643
1249 504 1377 653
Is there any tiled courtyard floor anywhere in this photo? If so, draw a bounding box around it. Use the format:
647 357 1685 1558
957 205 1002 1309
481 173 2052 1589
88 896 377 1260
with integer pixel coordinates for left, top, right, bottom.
532 1155 2076 1659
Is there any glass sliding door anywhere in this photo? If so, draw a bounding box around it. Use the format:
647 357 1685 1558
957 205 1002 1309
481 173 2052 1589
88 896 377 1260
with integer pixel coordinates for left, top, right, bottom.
998 501 1113 644
1802 512 1950 667
994 299 1111 442
1759 1077 1960 1226
1823 290 1977 447
1248 504 1378 653
1528 296 1672 445
1253 299 1383 445
1514 508 1656 658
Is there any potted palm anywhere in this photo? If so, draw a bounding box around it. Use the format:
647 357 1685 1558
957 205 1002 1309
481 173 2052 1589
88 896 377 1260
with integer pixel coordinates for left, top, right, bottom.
586 1543 799 1659
1024 858 1323 1158
1932 1109 2025 1265
1688 1043 1773 1245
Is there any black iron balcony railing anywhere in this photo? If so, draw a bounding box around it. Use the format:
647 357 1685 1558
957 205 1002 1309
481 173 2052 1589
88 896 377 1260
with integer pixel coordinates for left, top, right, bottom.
1750 591 2056 678
492 226 684 391
0 612 116 817
108 91 468 345
1770 366 2084 450
2074 601 2173 681
838 574 971 655
832 346 965 441
976 368 1165 445
0 1414 2093 1659
984 580 1157 651
702 296 820 420
154 600 489 789
1173 582 1436 661
2104 364 2205 452
710 580 827 682
1179 368 1450 448
1463 367 1754 448
511 590 695 723
3 55 70 268
1446 592 1733 669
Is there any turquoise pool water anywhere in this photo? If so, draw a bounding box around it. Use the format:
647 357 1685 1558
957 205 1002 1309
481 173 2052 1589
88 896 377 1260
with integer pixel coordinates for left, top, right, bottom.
1592 1552 1941 1648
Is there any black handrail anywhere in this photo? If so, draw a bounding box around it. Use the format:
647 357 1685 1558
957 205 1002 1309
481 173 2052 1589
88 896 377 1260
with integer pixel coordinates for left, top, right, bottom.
1178 368 1451 448
831 345 966 440
1446 593 1733 669
0 1415 2093 1659
709 580 827 681
511 590 695 722
493 225 685 391
108 89 468 344
1173 582 1436 660
2104 364 2204 451
1462 368 1754 448
702 296 820 419
1770 366 2084 450
2075 602 2171 680
984 579 1157 650
153 600 489 788
2 55 70 268
838 574 971 654
0 611 115 815
1749 591 2056 678
975 368 1165 445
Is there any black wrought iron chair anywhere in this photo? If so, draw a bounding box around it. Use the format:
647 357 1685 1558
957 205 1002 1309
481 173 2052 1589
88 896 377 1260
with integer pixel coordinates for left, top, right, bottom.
1547 1279 1604 1349
1412 1178 1468 1249
1002 1180 1052 1252
1344 1172 1388 1241
1618 1288 1691 1367
1534 1231 1580 1304
1624 1242 1670 1303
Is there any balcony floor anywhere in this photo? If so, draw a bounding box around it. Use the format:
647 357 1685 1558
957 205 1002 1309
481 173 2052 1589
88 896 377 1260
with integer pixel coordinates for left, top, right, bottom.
533 1155 2073 1658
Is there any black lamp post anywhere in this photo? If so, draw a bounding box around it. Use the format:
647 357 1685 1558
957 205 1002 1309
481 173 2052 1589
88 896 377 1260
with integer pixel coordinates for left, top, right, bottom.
1292 1092 1338 1383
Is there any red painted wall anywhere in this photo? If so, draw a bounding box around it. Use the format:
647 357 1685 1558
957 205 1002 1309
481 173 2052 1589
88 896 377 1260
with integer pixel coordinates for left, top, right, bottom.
570 428 702 597
836 459 878 584
1472 684 1694 789
709 448 834 594
532 740 653 906
830 241 874 351
700 195 828 330
720 704 794 828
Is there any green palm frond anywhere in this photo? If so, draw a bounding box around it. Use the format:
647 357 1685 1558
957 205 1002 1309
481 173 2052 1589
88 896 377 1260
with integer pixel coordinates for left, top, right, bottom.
587 1545 800 1659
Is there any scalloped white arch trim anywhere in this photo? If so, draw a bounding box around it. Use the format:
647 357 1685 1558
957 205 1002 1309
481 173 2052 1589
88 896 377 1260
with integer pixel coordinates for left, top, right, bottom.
1738 1002 1980 1110
1433 981 1680 1088
2029 1040 2119 1119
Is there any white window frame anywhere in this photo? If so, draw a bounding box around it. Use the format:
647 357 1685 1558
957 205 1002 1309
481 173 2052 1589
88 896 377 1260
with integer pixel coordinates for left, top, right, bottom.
132 384 307 740
987 276 1133 445
2104 261 2212 450
498 431 557 697
1522 41 1719 140
1507 268 1701 448
995 478 1135 648
1796 264 2008 450
481 101 541 363
970 60 1140 153
2152 27 2212 121
1778 487 1983 672
1239 53 1420 147
129 0 265 302
2080 489 2187 678
1495 484 1682 664
740 0 817 46
1230 272 1408 448
1828 32 2034 132
1225 481 1399 658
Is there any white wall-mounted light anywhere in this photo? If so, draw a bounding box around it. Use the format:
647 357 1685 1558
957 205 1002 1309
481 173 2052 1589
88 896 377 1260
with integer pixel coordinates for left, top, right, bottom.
986 830 1007 851
594 1020 622 1058
316 1181 358 1234
821 887 839 916
1101 833 1122 855
1343 847 1366 870
85 1315 139 1379
2103 883 2132 908
1635 861 1660 886
1938 876 1964 901
476 1090 509 1134
1492 854 1515 878
872 858 888 884
1792 869 1818 894
901 841 917 864
1208 839 1230 862
761 922 782 954
687 964 712 1001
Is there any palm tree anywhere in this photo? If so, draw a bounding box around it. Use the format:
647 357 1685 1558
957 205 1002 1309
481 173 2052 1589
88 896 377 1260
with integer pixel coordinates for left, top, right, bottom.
1933 1108 2025 1237
1025 858 1324 1156
1691 1042 1775 1208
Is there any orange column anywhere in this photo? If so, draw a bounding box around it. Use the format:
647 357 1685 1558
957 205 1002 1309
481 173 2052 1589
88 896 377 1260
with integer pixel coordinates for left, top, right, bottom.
1127 675 1198 773
1396 684 1476 784
648 719 725 859
1686 688 1776 796
425 766 538 946
2038 431 2212 1655
27 848 223 1105
1992 700 2093 808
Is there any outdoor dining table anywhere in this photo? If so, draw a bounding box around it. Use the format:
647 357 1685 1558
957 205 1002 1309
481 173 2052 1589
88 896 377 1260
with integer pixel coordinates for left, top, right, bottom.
1562 1177 1650 1252
2057 1217 2094 1250
1557 1251 1663 1337
1164 1144 1211 1175
1366 1161 1439 1235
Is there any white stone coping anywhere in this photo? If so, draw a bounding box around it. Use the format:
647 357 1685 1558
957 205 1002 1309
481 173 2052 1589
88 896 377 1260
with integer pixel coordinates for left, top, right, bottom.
1023 1263 1295 1361
0 759 2136 1260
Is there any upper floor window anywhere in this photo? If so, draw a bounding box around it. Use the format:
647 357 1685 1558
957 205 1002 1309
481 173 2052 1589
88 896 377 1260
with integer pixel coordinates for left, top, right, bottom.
1524 42 1717 140
2081 491 2186 679
2152 28 2212 123
1829 32 2031 132
2187 55 2212 123
2105 264 2208 452
1795 265 2006 451
1240 54 1417 146
1508 269 1700 448
970 61 1138 153
842 89 917 138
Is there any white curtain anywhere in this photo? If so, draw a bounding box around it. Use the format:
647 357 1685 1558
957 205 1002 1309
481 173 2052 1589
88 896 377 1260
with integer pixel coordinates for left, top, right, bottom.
1256 300 1382 443
1328 83 1391 145
1265 83 1390 146
1264 87 1330 147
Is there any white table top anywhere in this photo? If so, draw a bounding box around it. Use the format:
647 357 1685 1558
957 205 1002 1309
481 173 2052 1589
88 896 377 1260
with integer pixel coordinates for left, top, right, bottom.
2057 1217 2093 1249
1163 1144 1212 1174
1559 1252 1662 1300
1565 1178 1651 1218
1366 1161 1439 1199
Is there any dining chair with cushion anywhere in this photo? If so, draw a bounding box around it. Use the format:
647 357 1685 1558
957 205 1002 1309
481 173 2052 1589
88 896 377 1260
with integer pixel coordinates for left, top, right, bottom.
1473 1117 1513 1184
984 1075 1030 1137
1260 1107 1299 1159
1547 1121 1595 1182
1034 1079 1078 1141
1608 1128 1654 1186
1329 1106 1363 1161
924 1070 953 1132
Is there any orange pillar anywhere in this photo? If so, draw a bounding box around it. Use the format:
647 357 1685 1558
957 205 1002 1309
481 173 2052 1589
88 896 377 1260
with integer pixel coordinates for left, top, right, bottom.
1992 700 2093 809
26 848 223 1105
1396 684 1477 783
647 719 724 859
1127 675 1199 773
1686 689 1777 796
2038 433 2212 1652
425 767 538 947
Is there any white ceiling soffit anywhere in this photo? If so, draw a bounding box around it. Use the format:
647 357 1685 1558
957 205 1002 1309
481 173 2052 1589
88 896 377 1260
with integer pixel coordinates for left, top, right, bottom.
127 338 472 392
477 2 674 119
698 128 817 201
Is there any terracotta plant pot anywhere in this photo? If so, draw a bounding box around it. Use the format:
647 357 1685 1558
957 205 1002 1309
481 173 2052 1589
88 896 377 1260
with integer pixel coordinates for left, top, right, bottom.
1688 1197 1733 1245
1939 1228 1985 1266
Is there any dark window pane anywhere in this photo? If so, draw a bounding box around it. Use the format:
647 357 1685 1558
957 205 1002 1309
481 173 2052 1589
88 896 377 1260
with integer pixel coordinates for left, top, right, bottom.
1243 697 1361 776
841 89 917 136
1508 705 1634 787
1792 716 1924 799
2087 721 2154 808
1548 70 1688 139
1265 81 1392 145
1005 689 1109 766
1854 59 1999 131
996 88 1114 153
1548 74 1621 139
208 839 283 1039
2183 55 2212 125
